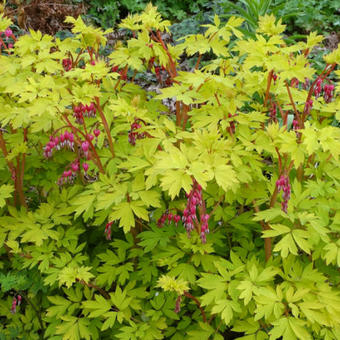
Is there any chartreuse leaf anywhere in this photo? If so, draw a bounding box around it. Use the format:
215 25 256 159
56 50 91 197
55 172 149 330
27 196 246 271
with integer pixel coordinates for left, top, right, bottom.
269 317 296 340
214 164 239 192
168 263 198 283
0 184 14 208
232 318 260 335
5 240 20 254
82 294 112 318
110 286 132 310
254 208 285 222
56 316 91 340
187 322 215 340
211 299 233 324
138 190 161 207
0 14 12 31
47 295 72 318
58 266 94 288
159 169 192 199
289 318 312 340
322 242 340 265
238 280 256 305
262 224 291 238
110 202 135 232
157 275 189 295
197 273 227 306
138 225 175 252
273 234 298 257
1 6 340 340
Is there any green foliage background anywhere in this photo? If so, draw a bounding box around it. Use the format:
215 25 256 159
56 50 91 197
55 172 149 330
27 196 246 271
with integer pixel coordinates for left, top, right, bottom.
0 4 340 340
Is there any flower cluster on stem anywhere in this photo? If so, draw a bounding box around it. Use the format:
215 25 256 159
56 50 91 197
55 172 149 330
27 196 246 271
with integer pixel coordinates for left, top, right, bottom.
128 119 146 146
157 211 181 228
183 180 210 243
73 103 96 124
276 175 291 213
314 78 323 97
10 295 21 314
62 58 72 71
43 131 74 158
304 99 313 115
323 83 335 103
0 28 15 50
57 160 79 186
105 221 113 240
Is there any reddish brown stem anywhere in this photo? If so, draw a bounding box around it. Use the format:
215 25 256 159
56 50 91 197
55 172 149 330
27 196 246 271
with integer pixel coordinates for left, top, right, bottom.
114 76 122 91
253 169 281 262
95 97 115 158
265 70 273 106
153 30 177 78
214 93 221 106
195 54 201 70
181 104 189 130
285 81 300 121
275 147 282 174
78 279 110 299
0 130 15 174
269 185 279 209
73 48 84 67
276 101 287 127
183 291 207 323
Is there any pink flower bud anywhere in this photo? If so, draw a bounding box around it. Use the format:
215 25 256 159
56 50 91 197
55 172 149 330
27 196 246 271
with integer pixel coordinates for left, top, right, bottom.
82 141 89 152
71 163 79 172
202 214 209 222
80 104 86 113
292 120 299 130
83 163 89 172
200 232 207 243
48 141 55 149
174 215 181 224
5 28 12 38
93 129 100 137
10 297 17 314
87 134 94 141
89 102 95 111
